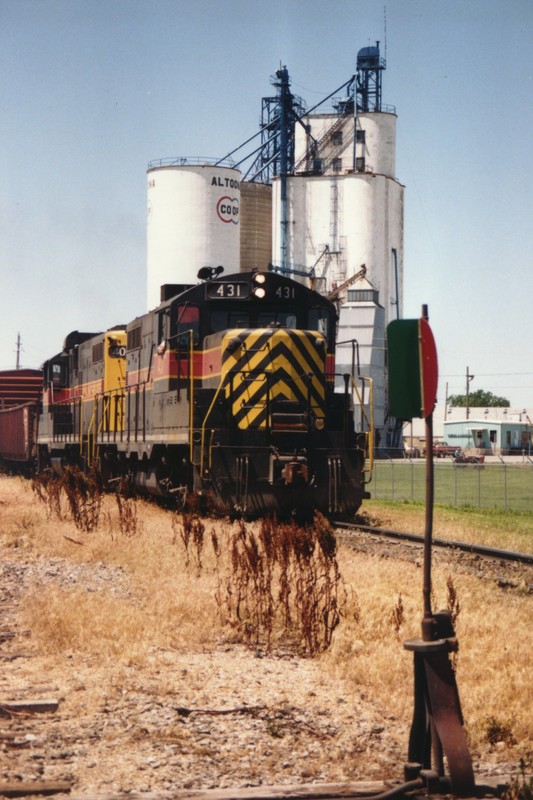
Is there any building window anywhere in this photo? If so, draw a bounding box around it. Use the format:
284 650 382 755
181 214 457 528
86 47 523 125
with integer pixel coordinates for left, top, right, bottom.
312 159 323 174
490 430 497 443
332 158 342 173
356 129 366 144
347 289 380 304
332 131 343 146
355 156 365 172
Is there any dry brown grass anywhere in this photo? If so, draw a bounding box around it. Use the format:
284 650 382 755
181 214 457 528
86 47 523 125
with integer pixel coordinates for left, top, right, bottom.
1 474 531 767
325 546 532 757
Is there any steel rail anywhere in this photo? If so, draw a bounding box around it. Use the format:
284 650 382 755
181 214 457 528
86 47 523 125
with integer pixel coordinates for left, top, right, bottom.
335 522 533 566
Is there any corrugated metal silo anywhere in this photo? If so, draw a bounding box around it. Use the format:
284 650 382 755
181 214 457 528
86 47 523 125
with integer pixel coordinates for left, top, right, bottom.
146 163 241 309
239 181 272 272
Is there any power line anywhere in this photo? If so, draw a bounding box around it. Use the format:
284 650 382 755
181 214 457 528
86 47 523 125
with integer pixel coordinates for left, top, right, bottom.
442 372 533 378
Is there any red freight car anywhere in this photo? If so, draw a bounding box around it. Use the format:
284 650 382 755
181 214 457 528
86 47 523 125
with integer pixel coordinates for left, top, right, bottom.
0 402 39 465
0 369 42 408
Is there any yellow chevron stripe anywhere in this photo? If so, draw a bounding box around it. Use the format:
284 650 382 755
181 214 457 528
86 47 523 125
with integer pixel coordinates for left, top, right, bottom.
221 329 327 429
294 332 328 372
231 377 300 421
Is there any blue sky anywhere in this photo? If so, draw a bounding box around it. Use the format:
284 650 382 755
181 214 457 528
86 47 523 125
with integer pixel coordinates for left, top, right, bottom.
1 0 532 407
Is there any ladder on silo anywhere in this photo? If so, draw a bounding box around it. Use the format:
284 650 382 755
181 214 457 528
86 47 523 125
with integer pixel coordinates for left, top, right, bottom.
330 177 339 254
294 114 348 173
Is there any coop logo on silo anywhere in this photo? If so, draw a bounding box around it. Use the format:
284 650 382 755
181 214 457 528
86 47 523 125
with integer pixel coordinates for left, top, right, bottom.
216 195 240 224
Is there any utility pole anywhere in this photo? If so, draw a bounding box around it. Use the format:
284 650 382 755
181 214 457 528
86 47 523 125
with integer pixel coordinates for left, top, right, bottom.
466 366 475 419
15 333 21 370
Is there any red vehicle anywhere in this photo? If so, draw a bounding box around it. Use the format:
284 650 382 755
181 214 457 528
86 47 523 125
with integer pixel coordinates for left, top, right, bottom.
433 442 460 458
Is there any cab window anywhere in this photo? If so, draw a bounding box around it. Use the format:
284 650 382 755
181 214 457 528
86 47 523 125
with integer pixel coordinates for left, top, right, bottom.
210 310 250 332
174 305 200 346
49 360 68 388
308 308 331 339
158 308 170 346
258 311 297 328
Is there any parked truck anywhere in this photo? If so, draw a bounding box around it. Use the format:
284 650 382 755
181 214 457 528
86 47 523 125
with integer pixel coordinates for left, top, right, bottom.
432 442 460 458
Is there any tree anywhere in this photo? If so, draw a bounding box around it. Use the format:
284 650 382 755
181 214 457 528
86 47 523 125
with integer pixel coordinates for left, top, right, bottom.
448 389 510 408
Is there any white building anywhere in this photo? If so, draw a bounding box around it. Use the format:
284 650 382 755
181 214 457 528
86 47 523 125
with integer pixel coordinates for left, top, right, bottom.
405 407 533 456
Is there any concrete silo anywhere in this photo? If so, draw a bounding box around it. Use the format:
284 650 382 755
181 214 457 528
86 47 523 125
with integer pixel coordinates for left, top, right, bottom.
146 162 241 309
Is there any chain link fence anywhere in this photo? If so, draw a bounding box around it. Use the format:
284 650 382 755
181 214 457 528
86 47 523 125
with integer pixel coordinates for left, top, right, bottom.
370 459 533 512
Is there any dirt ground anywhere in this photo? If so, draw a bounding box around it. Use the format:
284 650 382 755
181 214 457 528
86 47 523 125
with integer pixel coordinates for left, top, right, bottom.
0 539 515 798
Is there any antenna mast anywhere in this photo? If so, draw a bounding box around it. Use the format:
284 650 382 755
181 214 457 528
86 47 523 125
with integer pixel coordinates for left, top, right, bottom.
384 5 387 63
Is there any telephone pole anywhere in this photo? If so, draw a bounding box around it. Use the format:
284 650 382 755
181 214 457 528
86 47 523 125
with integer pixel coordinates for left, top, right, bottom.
466 366 475 419
15 333 21 370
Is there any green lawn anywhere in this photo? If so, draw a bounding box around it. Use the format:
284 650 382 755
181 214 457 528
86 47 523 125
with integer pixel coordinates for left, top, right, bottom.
369 461 533 513
362 494 533 554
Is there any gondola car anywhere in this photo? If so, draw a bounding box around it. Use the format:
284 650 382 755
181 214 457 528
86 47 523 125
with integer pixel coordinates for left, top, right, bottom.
33 268 373 519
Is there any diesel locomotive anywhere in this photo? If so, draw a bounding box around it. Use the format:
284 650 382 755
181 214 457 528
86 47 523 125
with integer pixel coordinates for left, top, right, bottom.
9 268 374 518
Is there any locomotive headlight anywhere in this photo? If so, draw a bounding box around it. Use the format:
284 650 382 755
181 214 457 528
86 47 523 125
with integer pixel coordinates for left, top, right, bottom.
315 418 325 431
252 273 267 299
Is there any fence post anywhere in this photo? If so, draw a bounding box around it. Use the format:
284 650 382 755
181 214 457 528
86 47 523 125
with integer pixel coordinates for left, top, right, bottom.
504 463 507 512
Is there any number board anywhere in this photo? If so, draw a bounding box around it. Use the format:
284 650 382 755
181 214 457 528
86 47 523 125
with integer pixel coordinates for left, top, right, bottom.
207 282 249 300
206 280 302 302
273 284 298 301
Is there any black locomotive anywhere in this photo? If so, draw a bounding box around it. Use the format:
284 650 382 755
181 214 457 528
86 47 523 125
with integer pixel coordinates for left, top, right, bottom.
2 269 373 519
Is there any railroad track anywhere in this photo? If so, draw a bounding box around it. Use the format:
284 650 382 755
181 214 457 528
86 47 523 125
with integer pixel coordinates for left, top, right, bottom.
334 521 533 568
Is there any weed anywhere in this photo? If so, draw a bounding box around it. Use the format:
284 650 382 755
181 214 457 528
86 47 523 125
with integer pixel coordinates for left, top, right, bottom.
389 594 405 638
483 715 516 747
172 512 205 573
446 575 461 625
32 467 103 531
216 514 347 655
504 760 533 800
265 721 285 738
115 491 140 538
60 467 103 532
32 471 64 519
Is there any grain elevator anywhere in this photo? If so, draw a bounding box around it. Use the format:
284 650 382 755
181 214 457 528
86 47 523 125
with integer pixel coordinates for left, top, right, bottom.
271 44 404 446
146 42 404 448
